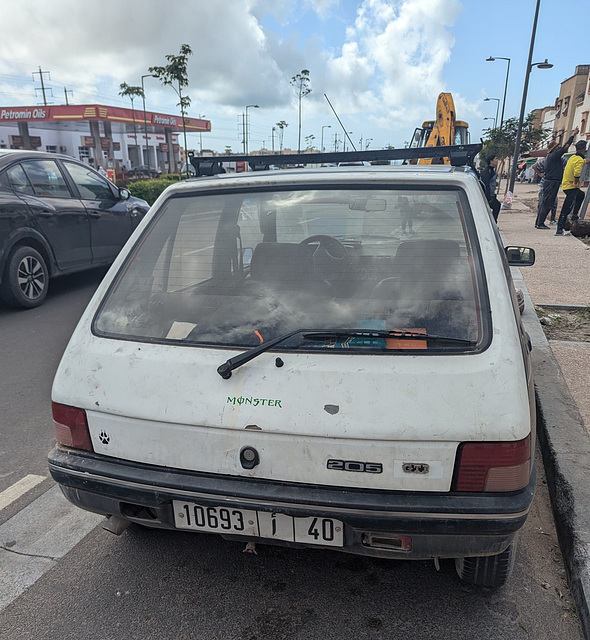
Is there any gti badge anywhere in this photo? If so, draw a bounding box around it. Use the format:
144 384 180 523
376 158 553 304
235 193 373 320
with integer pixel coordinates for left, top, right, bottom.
402 463 430 474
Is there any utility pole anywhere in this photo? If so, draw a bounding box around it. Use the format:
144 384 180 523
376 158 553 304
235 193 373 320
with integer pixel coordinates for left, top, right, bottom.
33 67 52 105
63 87 73 105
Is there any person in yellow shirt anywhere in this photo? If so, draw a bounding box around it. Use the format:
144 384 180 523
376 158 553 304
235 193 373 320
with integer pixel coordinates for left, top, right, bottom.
556 139 590 235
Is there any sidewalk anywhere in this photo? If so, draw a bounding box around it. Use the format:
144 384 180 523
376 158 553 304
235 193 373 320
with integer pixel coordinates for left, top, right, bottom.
497 182 590 639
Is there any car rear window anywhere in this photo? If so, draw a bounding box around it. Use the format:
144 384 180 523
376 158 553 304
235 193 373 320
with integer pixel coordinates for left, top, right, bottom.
94 186 486 352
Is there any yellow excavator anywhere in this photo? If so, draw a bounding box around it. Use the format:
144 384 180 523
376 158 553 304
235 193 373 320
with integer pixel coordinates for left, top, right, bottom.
410 93 470 164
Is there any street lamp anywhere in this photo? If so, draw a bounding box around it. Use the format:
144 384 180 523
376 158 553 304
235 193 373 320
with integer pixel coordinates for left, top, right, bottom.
343 131 353 152
243 104 259 155
486 56 511 130
321 125 331 152
506 2 552 200
141 74 156 168
484 97 500 128
484 117 497 129
198 114 205 154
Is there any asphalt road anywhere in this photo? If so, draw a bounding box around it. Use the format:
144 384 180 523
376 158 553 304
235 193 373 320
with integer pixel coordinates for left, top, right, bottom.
0 268 584 639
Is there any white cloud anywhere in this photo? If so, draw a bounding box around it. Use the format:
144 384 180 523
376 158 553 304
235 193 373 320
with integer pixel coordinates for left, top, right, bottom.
0 0 468 150
323 0 462 125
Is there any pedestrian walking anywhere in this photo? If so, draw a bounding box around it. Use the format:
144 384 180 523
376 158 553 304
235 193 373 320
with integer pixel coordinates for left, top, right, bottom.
535 127 578 229
532 157 558 224
555 139 590 236
479 154 501 222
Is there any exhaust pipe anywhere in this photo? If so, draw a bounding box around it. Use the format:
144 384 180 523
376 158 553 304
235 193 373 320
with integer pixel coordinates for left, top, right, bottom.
102 515 131 535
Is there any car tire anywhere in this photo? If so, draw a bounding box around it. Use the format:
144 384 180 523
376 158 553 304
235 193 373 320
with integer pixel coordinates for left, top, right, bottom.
454 539 517 588
0 246 49 309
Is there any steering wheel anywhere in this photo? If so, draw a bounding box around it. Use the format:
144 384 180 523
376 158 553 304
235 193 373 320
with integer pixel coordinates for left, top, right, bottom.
299 235 350 285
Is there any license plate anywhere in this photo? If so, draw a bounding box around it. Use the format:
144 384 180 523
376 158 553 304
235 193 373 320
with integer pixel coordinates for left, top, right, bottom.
172 501 343 547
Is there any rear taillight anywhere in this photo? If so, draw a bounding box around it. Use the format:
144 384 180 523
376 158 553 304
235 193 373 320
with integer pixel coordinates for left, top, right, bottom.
453 436 530 492
52 402 93 452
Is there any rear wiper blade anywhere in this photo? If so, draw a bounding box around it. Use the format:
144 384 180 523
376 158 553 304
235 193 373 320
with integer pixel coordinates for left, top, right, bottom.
302 329 475 345
217 328 475 379
217 328 317 379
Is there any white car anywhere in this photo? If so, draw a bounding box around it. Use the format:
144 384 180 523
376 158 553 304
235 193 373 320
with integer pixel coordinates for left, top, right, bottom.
49 147 536 588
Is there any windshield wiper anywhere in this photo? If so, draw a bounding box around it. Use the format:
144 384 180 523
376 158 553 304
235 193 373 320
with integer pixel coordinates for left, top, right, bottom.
217 328 475 379
217 328 315 379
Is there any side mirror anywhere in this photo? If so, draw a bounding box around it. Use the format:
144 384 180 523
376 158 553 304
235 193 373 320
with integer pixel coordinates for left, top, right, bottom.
119 188 131 201
505 246 535 266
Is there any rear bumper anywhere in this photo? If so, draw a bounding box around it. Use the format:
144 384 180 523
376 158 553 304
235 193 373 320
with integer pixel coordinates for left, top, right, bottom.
48 447 536 559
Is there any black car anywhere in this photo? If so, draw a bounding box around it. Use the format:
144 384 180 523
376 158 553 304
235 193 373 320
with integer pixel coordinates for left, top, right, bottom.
0 150 149 309
126 165 161 179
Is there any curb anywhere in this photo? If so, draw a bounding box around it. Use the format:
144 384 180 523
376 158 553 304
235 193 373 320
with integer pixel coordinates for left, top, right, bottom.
514 269 590 639
535 304 590 312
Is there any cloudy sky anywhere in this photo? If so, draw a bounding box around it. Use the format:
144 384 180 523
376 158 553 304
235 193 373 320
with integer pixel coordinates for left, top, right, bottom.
0 0 581 154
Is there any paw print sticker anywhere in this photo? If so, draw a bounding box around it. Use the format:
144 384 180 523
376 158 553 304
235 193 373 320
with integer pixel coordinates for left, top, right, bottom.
98 431 110 445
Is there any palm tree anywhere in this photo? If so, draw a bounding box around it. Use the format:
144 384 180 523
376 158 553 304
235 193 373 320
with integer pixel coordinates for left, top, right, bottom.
275 121 288 154
290 70 311 153
119 82 145 165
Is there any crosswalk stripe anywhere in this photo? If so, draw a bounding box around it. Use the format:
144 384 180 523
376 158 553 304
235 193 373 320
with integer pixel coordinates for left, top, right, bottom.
0 485 102 612
0 474 46 512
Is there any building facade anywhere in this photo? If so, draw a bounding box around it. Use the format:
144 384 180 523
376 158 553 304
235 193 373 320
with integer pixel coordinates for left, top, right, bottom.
551 65 590 144
0 103 210 177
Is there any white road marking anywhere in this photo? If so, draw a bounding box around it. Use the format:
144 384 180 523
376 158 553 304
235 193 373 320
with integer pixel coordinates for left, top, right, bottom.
0 474 46 512
0 485 102 612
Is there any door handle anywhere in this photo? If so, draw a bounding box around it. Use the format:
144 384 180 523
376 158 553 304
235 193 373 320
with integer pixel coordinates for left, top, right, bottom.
88 211 102 218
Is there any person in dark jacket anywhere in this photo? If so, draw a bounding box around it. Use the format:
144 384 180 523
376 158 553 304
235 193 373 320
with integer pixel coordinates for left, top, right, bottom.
480 154 501 222
535 127 578 228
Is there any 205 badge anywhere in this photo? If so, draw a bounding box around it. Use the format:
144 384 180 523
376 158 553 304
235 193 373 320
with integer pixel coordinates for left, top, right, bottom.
327 459 383 473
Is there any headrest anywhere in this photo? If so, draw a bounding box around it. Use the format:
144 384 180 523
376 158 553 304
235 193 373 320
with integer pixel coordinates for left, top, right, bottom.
250 243 313 286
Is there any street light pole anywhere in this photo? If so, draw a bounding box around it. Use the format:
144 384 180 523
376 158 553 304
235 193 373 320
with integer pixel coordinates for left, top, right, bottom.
244 104 259 155
486 56 511 130
343 131 353 152
484 98 500 128
321 125 331 152
507 0 552 199
484 117 497 129
141 74 155 167
198 114 205 154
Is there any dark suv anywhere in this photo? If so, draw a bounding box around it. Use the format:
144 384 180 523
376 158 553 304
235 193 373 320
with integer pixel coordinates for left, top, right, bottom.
0 150 149 308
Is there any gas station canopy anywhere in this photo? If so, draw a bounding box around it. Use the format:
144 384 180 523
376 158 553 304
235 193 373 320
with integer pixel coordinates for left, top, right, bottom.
0 103 210 134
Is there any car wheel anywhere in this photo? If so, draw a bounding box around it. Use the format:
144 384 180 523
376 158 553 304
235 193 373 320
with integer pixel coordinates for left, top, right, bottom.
454 539 517 588
0 246 49 309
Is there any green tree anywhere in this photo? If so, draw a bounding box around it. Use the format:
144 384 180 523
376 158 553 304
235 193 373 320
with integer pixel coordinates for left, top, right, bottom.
118 83 145 161
481 112 549 169
304 134 315 151
276 120 288 153
290 70 311 153
149 44 193 176
224 146 233 155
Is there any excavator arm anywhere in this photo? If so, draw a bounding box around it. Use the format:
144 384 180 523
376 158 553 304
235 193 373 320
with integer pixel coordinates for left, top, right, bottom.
418 93 456 164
